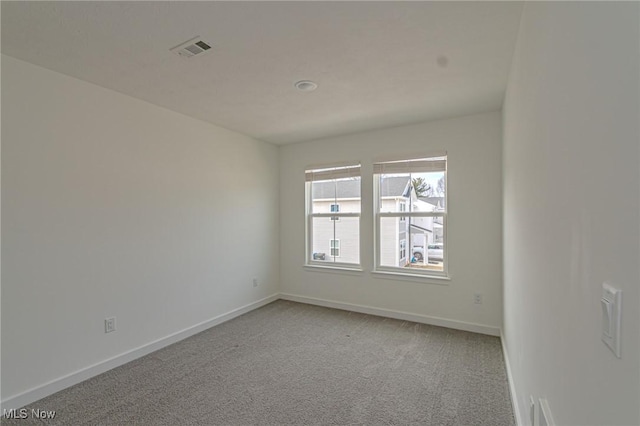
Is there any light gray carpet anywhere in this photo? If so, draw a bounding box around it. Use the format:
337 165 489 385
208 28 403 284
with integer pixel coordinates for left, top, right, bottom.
3 300 514 425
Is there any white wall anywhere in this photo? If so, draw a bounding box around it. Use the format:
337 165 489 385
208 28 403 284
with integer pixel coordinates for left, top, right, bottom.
280 111 503 333
1 56 280 403
502 3 640 425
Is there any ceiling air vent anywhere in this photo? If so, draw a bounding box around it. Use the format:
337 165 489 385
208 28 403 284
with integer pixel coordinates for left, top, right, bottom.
170 36 212 58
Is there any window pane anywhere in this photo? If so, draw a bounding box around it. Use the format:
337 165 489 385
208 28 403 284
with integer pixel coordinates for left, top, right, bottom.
311 177 361 213
379 217 408 267
379 172 445 212
379 174 411 212
311 216 359 264
379 216 444 272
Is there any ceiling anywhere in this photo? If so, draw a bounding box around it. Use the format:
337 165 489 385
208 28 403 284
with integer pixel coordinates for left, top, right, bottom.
1 2 523 145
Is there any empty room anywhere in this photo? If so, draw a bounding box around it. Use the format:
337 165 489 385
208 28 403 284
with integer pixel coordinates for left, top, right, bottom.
2 2 639 425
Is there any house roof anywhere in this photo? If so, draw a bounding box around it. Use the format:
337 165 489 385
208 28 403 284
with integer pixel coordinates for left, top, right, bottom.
410 223 432 234
312 176 410 200
380 176 411 198
420 196 445 207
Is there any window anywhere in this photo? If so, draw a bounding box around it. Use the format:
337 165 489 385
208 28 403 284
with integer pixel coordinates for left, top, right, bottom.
374 156 447 277
330 239 340 257
306 164 361 267
330 203 340 221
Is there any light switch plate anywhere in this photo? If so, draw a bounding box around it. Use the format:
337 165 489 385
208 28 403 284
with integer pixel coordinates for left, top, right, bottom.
105 317 116 334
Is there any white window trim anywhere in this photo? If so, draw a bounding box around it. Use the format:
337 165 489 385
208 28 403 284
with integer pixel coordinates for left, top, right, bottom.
370 269 451 284
304 264 364 275
373 162 449 279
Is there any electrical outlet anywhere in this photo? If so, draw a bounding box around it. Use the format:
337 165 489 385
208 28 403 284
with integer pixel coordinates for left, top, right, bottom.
252 278 258 288
105 317 116 333
473 293 483 304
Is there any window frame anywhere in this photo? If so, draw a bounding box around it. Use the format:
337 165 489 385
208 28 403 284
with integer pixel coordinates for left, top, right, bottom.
373 156 448 279
305 163 362 270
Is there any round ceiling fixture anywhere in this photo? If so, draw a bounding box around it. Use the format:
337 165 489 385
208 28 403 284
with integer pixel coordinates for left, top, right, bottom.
294 80 318 92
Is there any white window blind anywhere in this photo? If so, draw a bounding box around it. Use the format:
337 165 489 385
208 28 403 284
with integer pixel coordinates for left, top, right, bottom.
305 164 361 182
373 157 446 174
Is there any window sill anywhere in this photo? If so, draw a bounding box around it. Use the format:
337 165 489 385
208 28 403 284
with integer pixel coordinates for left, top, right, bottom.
371 270 450 285
304 264 364 275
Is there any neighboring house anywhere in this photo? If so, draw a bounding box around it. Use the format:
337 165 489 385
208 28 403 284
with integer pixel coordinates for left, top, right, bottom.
419 196 445 244
312 176 442 266
311 179 361 264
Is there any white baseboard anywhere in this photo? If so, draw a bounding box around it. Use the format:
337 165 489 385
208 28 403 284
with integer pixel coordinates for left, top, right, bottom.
501 329 522 426
1 293 279 411
2 293 503 411
279 293 501 336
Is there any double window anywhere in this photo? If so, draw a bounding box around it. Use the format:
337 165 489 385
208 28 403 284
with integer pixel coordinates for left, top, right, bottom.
305 155 447 278
305 164 361 266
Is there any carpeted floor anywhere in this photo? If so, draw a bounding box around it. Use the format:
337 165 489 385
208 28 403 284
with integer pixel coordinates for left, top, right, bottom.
3 300 514 425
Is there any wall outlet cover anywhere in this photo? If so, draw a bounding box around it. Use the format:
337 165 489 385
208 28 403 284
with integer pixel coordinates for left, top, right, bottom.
105 317 116 333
